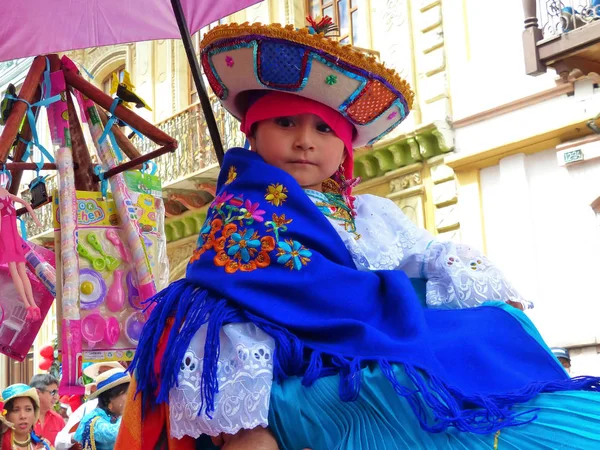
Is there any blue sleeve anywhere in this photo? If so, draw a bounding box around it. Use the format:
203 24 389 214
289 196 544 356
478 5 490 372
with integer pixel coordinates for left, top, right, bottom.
89 416 122 445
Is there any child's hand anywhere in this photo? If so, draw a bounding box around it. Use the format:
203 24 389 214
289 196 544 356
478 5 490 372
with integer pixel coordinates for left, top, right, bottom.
507 300 524 311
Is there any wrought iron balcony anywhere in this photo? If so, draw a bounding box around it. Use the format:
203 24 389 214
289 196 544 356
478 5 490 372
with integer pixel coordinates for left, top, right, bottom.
523 0 600 78
133 98 245 187
22 175 57 244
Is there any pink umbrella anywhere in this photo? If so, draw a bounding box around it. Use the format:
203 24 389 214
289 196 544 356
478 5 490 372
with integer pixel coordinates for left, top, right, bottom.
0 0 262 162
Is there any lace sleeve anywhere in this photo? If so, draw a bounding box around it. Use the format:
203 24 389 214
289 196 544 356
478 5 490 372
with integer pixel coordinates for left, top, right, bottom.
169 322 274 438
422 241 533 310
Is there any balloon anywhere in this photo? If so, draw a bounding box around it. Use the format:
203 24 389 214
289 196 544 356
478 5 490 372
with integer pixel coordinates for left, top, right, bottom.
39 358 53 371
40 345 54 360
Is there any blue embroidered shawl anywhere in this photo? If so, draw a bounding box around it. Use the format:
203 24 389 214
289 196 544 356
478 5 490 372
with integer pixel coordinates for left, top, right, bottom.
132 148 600 434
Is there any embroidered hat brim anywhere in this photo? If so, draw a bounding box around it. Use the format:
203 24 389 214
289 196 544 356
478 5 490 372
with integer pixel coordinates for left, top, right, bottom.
200 22 414 148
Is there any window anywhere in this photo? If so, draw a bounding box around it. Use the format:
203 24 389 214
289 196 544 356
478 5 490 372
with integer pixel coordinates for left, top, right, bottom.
102 65 126 95
6 352 34 385
308 0 360 45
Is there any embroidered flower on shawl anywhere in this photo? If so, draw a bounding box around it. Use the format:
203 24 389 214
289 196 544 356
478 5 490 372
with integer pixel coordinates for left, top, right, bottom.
227 228 261 263
277 239 312 270
225 166 237 184
191 182 310 273
270 213 292 227
238 200 266 224
213 191 234 209
265 184 288 206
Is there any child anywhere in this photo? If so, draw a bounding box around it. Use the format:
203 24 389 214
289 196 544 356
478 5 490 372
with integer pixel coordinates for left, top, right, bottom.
117 19 600 450
74 369 130 450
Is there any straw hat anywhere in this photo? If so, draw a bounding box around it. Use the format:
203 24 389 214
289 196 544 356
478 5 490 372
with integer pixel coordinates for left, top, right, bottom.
87 369 130 400
83 361 124 380
0 384 41 422
200 17 414 149
0 400 14 430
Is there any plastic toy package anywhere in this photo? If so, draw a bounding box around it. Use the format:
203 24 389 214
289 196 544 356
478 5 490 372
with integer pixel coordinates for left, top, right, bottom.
53 187 166 363
0 241 56 361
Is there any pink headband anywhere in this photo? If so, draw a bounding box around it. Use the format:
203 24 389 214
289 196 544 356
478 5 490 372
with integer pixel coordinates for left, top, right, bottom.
240 92 356 185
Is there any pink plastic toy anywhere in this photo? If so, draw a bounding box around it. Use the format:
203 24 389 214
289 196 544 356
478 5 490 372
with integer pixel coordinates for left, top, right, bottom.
104 316 121 346
81 312 105 348
106 269 125 312
0 184 44 322
106 229 131 263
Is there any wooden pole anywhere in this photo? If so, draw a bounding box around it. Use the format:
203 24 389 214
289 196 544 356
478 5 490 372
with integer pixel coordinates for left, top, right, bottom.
0 56 46 163
63 69 177 148
5 163 58 170
66 88 99 191
101 144 175 180
9 88 41 195
97 107 143 169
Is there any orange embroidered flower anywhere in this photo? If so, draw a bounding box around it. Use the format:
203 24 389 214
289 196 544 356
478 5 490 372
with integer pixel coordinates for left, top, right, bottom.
204 233 217 250
271 213 292 227
214 236 226 252
222 223 238 238
210 218 223 232
255 251 271 268
189 247 205 263
260 236 276 252
265 184 288 206
214 251 230 267
240 261 258 272
225 259 240 274
225 166 237 184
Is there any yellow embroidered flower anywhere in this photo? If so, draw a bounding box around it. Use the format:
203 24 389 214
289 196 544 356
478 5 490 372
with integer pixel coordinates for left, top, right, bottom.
265 184 288 206
225 166 237 184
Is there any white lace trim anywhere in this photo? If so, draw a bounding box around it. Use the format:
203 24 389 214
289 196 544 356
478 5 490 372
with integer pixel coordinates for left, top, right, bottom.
169 323 274 438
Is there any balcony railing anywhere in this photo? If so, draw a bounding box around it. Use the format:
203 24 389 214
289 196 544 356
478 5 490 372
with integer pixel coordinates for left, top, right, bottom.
523 0 600 77
539 1 600 38
22 175 57 242
133 98 245 186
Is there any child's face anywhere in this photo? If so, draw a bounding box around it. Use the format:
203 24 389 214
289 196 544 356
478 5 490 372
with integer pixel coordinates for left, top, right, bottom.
248 113 346 191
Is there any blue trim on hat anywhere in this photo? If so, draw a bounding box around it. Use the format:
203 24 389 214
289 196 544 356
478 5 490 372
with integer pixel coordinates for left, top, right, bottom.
1 384 34 402
97 371 128 391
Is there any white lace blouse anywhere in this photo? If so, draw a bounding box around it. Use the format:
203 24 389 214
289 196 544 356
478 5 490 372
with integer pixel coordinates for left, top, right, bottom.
169 193 531 438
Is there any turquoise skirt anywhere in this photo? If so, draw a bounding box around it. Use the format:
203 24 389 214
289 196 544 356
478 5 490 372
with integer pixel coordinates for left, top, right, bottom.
268 303 600 450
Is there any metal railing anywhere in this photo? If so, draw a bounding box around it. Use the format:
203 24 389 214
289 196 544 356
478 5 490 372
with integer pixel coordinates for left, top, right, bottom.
132 98 245 186
539 1 600 38
22 175 57 240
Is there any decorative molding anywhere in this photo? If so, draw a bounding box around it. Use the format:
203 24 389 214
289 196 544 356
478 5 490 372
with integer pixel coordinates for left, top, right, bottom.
164 209 207 243
86 45 128 76
354 121 453 181
389 171 422 193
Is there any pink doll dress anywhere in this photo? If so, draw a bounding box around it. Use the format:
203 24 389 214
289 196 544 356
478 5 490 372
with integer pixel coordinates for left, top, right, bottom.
0 195 26 264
